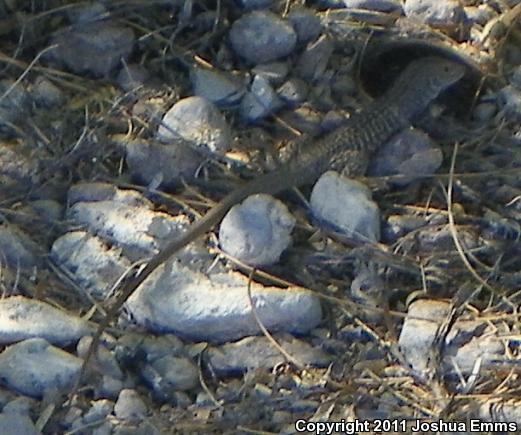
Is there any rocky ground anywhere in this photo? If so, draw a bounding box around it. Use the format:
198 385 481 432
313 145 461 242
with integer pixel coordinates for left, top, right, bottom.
0 0 521 434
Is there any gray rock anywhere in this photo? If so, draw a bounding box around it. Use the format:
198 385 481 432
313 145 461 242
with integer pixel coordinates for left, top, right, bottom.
116 64 149 92
0 413 39 435
206 335 331 375
416 226 479 252
0 338 82 398
464 5 496 26
68 182 152 208
124 138 202 189
66 200 189 261
3 396 37 415
240 74 284 122
22 199 63 223
295 35 334 81
342 0 403 13
229 11 297 64
114 389 148 422
49 22 135 77
236 0 274 9
219 194 296 266
398 299 451 372
191 67 245 106
77 336 124 381
473 101 497 122
0 226 39 268
83 399 114 425
0 79 31 134
252 61 289 86
404 0 466 29
382 214 426 243
277 78 309 106
127 263 322 343
287 6 322 44
32 77 64 107
0 296 92 346
157 96 232 154
141 355 199 397
310 171 380 242
51 231 131 300
369 129 443 185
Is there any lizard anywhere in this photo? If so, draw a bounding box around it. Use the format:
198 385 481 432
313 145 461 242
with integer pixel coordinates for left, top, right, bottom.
70 56 466 399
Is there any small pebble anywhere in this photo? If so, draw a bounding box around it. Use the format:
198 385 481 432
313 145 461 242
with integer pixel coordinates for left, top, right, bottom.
310 171 380 242
0 296 92 346
68 182 151 208
251 61 289 86
49 21 135 77
0 338 82 398
240 74 284 122
219 194 296 266
114 389 148 423
500 85 521 121
191 67 245 106
127 263 322 343
382 214 426 243
277 78 309 106
157 96 232 154
0 79 31 134
229 11 297 64
0 226 39 268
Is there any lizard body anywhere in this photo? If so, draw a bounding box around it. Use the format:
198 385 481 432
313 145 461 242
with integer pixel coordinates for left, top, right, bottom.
72 57 465 396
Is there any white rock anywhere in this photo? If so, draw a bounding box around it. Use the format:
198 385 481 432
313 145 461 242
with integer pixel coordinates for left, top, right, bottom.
157 96 232 154
219 194 295 266
310 171 380 242
0 296 91 346
127 262 322 343
0 338 82 398
51 231 131 300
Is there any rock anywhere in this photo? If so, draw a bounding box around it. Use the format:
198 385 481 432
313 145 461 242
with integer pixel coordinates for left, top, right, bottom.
342 0 403 13
403 0 466 29
236 0 274 9
464 5 496 27
240 74 284 122
191 67 245 106
82 399 114 425
66 200 189 261
369 129 443 185
0 141 37 186
277 78 309 106
49 22 135 77
32 77 64 107
141 355 199 398
0 226 39 268
310 171 380 242
0 296 92 346
0 413 39 435
68 182 152 208
51 231 131 300
206 335 332 375
67 2 107 23
479 400 521 428
252 61 289 86
124 138 202 189
127 262 322 343
219 194 296 266
398 299 451 372
157 96 232 154
287 6 322 44
116 64 149 92
114 389 148 422
229 11 297 64
0 338 82 398
382 214 426 243
295 35 334 81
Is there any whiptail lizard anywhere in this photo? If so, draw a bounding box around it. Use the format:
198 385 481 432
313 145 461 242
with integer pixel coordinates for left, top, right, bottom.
70 56 465 399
